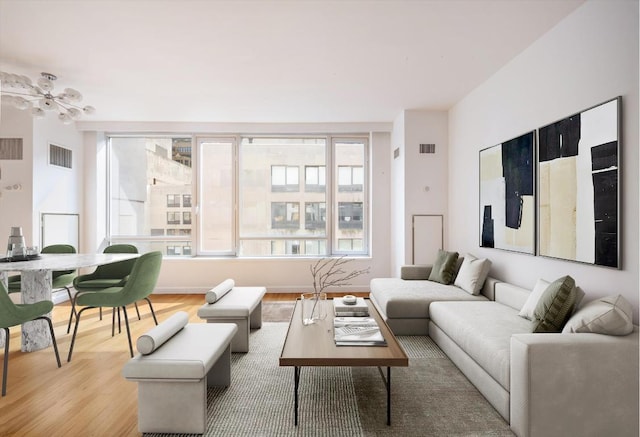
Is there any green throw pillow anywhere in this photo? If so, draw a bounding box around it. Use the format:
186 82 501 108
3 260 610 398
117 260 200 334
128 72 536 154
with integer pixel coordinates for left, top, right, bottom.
533 275 577 333
428 250 459 285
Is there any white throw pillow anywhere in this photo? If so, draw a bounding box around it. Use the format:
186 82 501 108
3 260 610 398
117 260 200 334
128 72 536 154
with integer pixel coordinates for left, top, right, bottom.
562 295 634 335
453 253 492 295
518 278 550 320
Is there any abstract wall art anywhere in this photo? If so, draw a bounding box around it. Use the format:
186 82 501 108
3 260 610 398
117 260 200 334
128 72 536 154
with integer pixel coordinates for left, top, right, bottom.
479 131 535 254
537 97 620 268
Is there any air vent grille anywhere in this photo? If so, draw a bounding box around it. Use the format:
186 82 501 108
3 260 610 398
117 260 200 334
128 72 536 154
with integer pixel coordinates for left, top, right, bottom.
419 143 436 154
50 144 73 169
0 138 23 160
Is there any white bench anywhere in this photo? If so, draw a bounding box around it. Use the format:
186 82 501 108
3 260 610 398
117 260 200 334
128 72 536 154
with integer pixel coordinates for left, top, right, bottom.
197 279 267 353
122 312 237 434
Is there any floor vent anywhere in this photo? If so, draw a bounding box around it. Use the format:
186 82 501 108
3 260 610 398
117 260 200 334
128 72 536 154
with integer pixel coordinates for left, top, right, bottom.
419 143 436 154
0 138 23 160
50 143 73 169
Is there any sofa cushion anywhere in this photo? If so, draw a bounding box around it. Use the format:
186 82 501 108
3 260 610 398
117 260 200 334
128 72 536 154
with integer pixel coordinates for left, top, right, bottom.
533 275 577 333
205 278 235 303
454 253 492 295
429 301 535 391
428 250 459 284
563 294 634 335
518 278 550 320
369 278 487 319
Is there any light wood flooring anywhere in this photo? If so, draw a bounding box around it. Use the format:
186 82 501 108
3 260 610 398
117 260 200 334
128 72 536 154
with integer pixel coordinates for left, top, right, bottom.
0 293 365 437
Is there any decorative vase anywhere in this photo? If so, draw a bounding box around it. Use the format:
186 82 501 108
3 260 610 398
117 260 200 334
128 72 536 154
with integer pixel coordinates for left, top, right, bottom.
300 292 327 325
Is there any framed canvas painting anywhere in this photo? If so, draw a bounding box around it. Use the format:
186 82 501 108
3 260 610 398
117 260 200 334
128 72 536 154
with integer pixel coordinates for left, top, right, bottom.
479 131 535 254
537 97 621 268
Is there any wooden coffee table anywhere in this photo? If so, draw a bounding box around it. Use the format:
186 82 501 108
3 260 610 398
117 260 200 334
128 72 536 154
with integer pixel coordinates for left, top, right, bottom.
279 298 408 426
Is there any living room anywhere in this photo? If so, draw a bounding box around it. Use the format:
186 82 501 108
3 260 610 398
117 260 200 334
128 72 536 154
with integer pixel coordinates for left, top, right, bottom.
0 1 638 436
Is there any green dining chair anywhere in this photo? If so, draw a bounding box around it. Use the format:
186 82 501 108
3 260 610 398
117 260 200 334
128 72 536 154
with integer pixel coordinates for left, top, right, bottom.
67 251 162 361
70 244 144 334
0 282 61 396
8 244 77 298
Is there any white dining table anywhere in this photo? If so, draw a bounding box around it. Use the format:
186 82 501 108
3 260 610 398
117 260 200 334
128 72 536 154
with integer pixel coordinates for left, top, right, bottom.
0 253 139 352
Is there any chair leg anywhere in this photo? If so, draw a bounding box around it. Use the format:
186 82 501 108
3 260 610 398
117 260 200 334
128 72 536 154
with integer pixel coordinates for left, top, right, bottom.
68 307 94 362
134 302 141 320
99 307 103 321
122 306 134 358
144 297 158 325
66 290 80 334
38 316 61 368
111 308 116 337
2 327 9 396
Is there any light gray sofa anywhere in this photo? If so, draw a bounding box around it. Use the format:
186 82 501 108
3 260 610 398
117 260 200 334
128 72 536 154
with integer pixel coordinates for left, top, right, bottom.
369 266 639 437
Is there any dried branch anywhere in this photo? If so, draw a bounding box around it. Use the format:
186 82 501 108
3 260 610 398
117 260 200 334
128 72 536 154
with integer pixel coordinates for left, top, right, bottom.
310 256 370 295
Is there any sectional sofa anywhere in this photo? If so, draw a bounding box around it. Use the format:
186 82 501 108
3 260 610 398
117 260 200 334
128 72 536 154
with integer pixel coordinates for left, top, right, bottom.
369 258 639 437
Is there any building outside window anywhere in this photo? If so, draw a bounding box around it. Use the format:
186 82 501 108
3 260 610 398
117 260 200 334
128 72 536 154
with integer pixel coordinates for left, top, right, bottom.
108 135 368 257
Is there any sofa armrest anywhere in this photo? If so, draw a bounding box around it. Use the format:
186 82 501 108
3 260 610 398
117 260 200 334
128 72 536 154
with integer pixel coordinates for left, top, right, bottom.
400 265 432 280
510 328 639 437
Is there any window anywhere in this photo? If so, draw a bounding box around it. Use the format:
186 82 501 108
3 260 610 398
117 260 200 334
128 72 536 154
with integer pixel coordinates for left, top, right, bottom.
167 194 180 207
305 166 326 192
338 166 363 192
271 166 299 192
183 211 192 225
183 246 192 256
338 202 363 229
166 246 181 256
167 212 181 225
305 202 326 230
198 138 235 255
271 202 300 229
183 194 192 208
109 134 368 257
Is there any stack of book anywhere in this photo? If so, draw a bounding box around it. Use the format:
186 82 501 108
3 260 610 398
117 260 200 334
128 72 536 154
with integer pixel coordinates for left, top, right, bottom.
333 297 370 317
333 317 387 346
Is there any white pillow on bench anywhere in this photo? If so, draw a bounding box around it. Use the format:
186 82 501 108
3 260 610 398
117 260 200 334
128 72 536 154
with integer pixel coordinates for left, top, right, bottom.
137 311 189 355
206 279 235 303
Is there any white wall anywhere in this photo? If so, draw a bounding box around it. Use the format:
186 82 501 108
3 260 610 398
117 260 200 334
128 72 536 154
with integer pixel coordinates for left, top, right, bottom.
448 1 639 321
391 110 449 275
31 112 84 248
0 106 33 246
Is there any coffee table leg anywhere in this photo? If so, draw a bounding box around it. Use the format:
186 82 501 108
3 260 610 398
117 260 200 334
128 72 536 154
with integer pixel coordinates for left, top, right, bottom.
386 367 391 426
294 366 300 426
377 366 392 425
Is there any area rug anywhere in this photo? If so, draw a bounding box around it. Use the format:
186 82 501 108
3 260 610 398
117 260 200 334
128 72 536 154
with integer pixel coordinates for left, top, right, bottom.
144 323 514 437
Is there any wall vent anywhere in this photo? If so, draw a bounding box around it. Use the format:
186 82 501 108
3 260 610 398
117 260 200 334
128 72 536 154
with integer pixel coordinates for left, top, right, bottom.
419 143 436 154
49 143 73 169
393 148 400 159
0 138 23 160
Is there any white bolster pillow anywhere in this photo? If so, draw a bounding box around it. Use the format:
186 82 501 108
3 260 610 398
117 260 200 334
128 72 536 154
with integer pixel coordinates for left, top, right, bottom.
136 311 189 355
205 279 235 304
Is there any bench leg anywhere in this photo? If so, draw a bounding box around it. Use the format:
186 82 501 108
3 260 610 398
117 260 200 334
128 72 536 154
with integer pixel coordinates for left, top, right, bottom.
207 343 232 387
206 318 250 353
250 301 263 329
137 379 207 434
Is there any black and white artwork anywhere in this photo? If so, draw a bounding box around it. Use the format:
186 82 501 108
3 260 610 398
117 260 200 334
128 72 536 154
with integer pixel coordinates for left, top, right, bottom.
537 97 620 268
479 131 535 254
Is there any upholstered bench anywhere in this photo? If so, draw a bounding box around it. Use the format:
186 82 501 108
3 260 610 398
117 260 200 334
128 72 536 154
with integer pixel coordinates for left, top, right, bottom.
197 279 266 353
122 312 237 434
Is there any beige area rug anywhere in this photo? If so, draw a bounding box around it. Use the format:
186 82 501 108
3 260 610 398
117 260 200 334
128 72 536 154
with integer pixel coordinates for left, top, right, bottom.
144 322 514 437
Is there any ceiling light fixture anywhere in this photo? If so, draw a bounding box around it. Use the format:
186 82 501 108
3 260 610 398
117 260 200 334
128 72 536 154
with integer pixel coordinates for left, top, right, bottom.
0 71 95 124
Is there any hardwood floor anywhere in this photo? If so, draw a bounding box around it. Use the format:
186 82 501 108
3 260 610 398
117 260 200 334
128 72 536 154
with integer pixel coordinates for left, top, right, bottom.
0 292 366 437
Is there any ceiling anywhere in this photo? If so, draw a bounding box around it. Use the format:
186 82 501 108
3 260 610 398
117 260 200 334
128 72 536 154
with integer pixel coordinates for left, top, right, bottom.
0 0 584 124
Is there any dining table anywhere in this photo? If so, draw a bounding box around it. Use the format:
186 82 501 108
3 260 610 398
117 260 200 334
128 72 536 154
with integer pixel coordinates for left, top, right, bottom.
0 252 139 352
